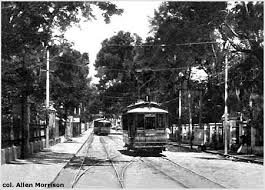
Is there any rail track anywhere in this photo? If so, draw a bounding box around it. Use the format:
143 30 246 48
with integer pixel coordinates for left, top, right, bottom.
105 134 227 188
140 156 228 188
160 157 228 188
53 133 228 188
139 157 189 188
71 133 96 187
50 132 94 188
100 136 139 189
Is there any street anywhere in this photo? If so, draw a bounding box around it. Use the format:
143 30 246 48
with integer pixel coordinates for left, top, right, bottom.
2 2 264 189
51 131 264 188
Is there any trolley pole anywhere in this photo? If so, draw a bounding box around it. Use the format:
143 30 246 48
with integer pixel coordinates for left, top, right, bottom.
46 46 50 148
224 43 229 156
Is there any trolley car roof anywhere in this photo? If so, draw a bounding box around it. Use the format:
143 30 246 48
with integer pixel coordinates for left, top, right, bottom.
127 107 168 113
127 100 161 108
97 120 111 123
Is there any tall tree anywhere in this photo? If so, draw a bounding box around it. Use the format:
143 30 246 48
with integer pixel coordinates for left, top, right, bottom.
219 2 263 145
95 31 141 114
1 1 123 154
2 1 123 115
49 43 90 120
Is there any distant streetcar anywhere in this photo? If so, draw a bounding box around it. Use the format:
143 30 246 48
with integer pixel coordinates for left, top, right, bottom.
93 118 111 135
122 100 169 153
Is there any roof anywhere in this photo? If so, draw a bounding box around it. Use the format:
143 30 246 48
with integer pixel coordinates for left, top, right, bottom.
94 118 104 121
127 100 161 108
97 119 111 123
127 107 168 114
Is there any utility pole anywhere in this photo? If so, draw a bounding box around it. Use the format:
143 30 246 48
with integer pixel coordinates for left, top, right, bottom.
46 46 50 148
224 43 229 155
187 67 193 149
177 72 184 144
178 88 182 143
198 89 202 128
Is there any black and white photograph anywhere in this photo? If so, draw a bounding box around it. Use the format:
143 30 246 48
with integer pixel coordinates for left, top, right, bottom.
1 0 264 189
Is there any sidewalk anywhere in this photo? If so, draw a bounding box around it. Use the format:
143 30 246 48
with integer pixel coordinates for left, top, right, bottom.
168 141 263 165
1 128 93 189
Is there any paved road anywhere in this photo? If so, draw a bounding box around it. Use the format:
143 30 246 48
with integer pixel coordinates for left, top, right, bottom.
52 132 264 188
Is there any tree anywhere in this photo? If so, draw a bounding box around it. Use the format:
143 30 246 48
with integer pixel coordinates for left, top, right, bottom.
219 2 263 145
148 1 263 147
49 43 89 121
2 1 123 116
148 2 227 126
95 31 142 114
1 1 123 112
1 1 123 155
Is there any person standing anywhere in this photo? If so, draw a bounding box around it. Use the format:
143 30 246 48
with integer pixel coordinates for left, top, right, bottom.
166 127 171 140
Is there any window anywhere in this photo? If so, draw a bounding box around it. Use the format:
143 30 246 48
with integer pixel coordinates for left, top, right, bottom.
122 115 128 130
105 123 111 128
137 114 144 129
156 114 165 129
145 116 156 129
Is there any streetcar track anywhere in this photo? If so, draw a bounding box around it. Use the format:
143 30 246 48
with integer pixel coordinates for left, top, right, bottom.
100 136 141 189
100 136 124 188
50 132 94 186
161 156 228 188
105 135 227 188
139 157 189 188
71 134 94 187
71 135 121 188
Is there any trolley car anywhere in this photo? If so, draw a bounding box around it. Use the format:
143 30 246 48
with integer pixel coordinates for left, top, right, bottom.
122 100 169 153
93 118 111 135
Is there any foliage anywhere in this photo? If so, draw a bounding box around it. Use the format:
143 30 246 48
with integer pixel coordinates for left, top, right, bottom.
1 1 123 118
94 31 141 114
49 43 89 119
220 2 263 130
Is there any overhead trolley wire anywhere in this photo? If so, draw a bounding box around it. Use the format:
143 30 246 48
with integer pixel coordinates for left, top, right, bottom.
104 38 260 47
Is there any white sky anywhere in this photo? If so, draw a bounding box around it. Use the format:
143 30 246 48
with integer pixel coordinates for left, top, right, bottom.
64 1 163 84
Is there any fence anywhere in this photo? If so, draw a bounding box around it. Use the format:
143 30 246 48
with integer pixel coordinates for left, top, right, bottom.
171 123 224 147
1 117 46 149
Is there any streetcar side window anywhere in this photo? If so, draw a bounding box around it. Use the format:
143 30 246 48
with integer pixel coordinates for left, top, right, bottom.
136 114 144 129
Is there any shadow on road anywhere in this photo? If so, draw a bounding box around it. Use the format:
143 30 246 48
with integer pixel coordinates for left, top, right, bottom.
194 156 228 161
7 150 74 165
118 149 165 157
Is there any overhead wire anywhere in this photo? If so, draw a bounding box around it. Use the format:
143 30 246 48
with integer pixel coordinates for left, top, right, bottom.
104 38 260 47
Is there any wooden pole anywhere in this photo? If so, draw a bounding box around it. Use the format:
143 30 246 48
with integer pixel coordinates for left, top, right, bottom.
224 44 229 155
46 47 50 148
178 88 182 143
187 67 193 149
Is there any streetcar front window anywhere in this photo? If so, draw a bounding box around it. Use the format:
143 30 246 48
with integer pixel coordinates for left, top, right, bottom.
157 114 165 129
145 117 156 129
137 114 144 129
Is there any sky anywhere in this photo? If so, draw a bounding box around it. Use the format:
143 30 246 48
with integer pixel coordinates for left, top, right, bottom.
64 1 163 84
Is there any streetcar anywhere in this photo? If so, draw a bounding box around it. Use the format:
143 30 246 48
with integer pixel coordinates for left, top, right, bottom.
93 118 111 135
122 100 169 153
